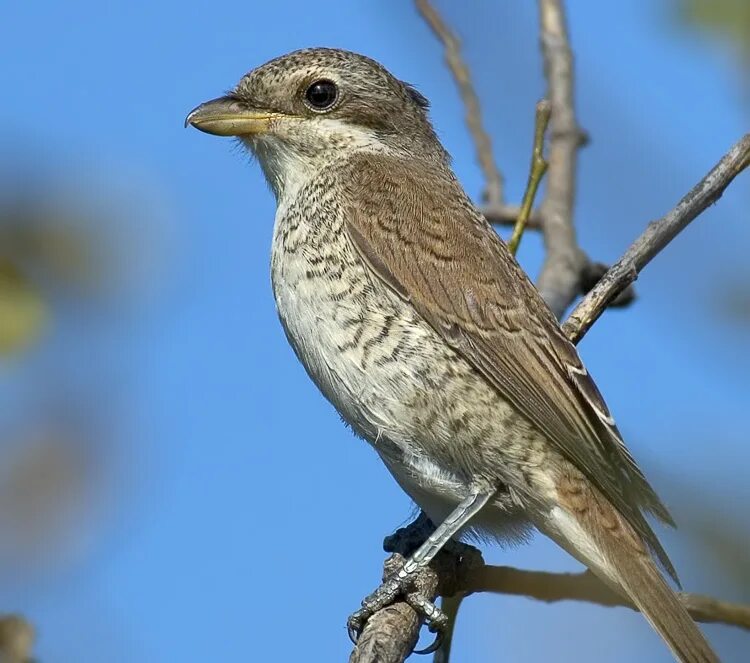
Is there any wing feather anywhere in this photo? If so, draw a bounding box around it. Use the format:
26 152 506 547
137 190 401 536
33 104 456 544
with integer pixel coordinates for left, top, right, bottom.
340 154 677 581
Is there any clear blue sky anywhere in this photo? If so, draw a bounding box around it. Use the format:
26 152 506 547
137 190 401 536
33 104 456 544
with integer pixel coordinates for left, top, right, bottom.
1 1 748 661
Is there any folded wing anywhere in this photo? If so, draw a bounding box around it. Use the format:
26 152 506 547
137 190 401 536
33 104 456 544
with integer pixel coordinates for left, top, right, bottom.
340 153 677 582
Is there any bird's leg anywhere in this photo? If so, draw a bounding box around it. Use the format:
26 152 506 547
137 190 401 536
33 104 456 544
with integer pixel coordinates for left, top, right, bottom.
347 490 493 651
383 511 479 560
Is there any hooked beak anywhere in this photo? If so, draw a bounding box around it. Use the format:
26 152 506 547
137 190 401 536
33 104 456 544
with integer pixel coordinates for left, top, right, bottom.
185 95 277 136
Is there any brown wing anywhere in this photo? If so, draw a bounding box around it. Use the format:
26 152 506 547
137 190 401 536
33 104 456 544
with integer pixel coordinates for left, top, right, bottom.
340 154 678 582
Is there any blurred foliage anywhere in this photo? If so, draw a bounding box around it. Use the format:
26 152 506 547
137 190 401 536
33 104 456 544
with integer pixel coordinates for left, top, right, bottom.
676 0 750 67
717 280 750 326
673 483 750 605
672 2 750 334
692 513 750 595
0 421 97 574
0 615 34 663
0 156 168 581
0 261 46 356
654 461 750 601
0 186 107 356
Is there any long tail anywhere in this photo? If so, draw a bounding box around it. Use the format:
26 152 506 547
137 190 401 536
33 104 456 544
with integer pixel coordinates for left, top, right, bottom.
540 481 719 663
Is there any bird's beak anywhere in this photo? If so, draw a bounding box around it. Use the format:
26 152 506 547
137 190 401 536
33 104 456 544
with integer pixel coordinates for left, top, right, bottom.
185 95 275 136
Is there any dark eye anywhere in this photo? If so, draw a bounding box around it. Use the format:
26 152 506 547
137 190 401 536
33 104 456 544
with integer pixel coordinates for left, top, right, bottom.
304 79 338 110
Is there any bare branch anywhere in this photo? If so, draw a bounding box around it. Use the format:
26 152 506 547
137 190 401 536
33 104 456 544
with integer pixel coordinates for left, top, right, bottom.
465 566 750 631
563 133 750 343
349 599 422 662
349 554 431 663
416 0 505 206
536 0 588 318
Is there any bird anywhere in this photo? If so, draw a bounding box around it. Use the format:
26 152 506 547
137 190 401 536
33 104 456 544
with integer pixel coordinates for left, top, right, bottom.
186 47 718 662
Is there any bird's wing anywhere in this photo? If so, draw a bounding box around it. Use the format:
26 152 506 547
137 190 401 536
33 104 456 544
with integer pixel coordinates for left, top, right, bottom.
340 154 677 582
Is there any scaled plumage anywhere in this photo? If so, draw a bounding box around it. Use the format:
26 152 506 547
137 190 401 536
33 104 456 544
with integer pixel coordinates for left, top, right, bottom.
187 47 718 662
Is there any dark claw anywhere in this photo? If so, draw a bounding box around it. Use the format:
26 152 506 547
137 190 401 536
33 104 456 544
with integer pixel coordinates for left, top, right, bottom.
413 628 445 656
405 592 448 655
347 576 402 643
347 612 364 644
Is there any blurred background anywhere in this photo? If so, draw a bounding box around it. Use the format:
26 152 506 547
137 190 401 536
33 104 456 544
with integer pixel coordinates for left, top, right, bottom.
0 1 748 661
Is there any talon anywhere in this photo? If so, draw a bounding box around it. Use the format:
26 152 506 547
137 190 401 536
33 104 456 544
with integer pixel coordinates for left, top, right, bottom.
413 628 445 656
349 564 450 652
404 592 449 654
347 610 366 644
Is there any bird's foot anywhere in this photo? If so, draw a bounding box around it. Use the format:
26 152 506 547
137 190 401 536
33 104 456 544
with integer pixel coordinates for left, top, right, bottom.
346 559 449 655
348 511 483 655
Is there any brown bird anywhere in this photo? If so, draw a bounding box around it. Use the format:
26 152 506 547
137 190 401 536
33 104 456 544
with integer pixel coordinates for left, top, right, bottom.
186 48 718 662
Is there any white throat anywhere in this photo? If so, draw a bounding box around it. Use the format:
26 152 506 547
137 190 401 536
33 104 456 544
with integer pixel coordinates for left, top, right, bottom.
249 118 386 205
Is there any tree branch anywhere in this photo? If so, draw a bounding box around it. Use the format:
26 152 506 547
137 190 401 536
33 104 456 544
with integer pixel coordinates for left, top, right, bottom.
465 566 750 631
348 555 439 663
415 0 505 206
562 132 750 343
535 0 589 319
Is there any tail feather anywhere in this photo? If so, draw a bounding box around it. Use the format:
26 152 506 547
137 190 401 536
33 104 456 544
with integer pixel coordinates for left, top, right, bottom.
611 538 718 663
542 478 718 663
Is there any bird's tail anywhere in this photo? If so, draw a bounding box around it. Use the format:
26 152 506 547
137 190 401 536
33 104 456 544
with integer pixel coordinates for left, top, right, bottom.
540 483 718 663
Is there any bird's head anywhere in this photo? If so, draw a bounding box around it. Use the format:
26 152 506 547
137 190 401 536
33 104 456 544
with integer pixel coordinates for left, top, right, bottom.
186 48 445 198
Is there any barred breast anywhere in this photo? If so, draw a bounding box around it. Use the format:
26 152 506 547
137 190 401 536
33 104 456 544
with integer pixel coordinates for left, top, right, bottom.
269 170 545 537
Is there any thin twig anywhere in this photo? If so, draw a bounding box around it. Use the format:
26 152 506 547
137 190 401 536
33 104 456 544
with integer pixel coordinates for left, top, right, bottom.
415 0 505 206
536 0 588 318
508 100 551 255
563 133 750 343
465 566 750 630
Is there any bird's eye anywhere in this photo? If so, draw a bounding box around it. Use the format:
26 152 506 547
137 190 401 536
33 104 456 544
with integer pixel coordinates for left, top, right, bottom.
304 80 338 111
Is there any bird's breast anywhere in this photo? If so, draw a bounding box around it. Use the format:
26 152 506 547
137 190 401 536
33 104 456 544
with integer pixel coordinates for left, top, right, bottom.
270 193 430 444
268 182 549 512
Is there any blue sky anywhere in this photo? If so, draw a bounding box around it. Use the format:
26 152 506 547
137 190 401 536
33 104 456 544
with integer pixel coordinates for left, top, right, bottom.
1 1 748 661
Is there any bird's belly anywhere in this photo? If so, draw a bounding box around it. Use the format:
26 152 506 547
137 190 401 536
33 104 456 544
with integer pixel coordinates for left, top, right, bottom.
272 252 437 446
